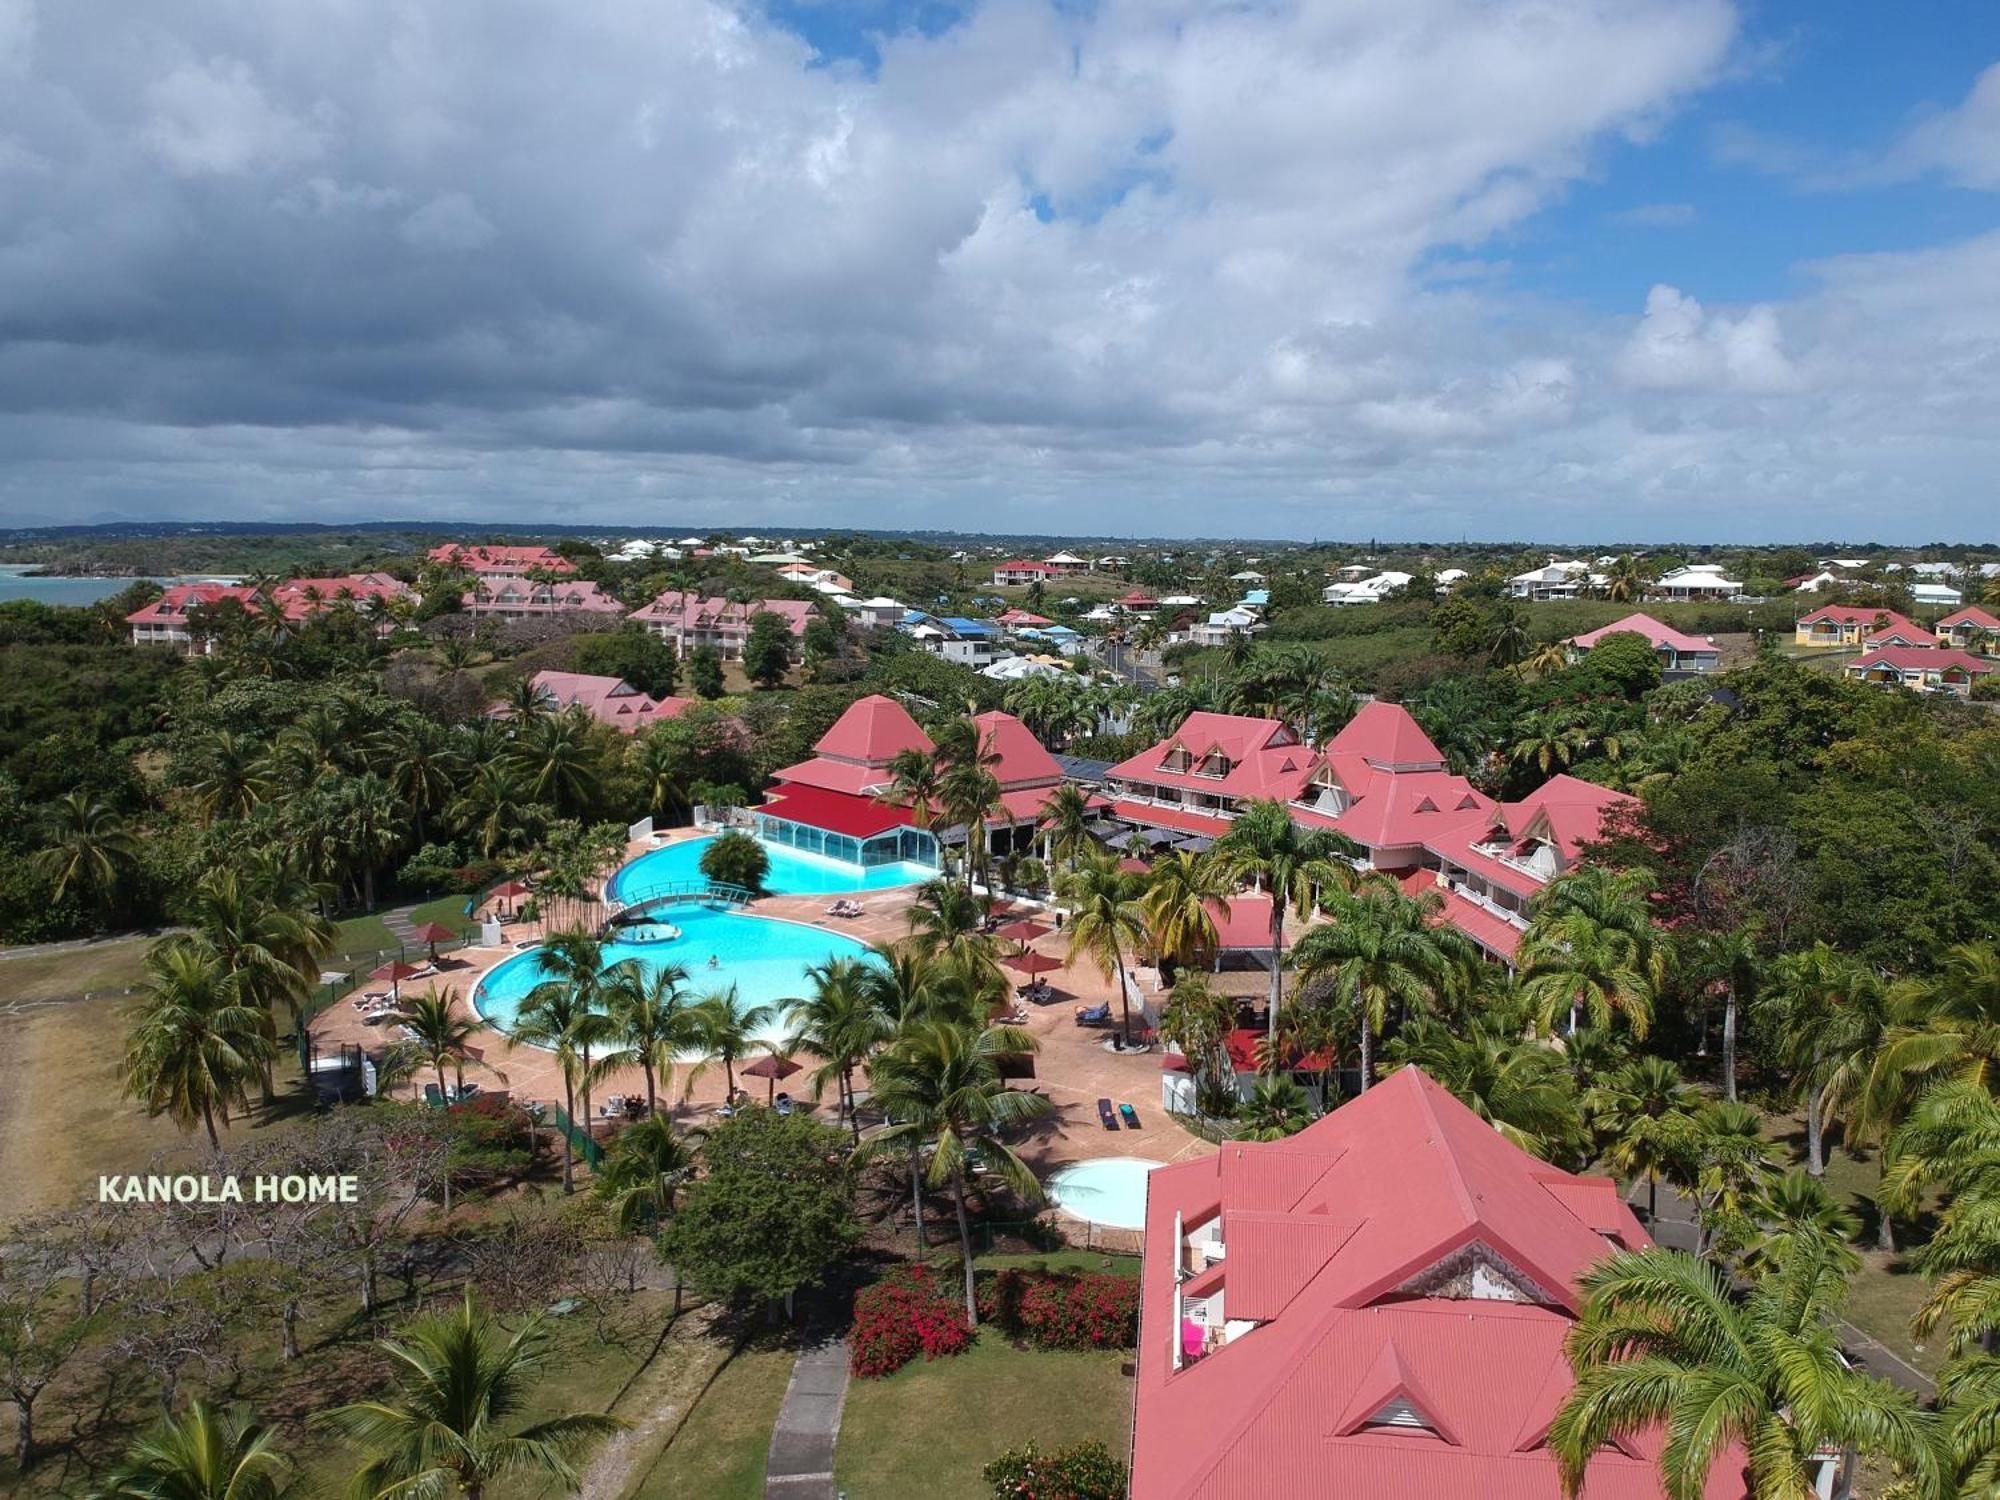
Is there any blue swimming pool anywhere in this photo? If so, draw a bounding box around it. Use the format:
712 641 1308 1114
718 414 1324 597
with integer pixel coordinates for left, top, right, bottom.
1045 1157 1162 1231
609 834 934 903
474 903 878 1044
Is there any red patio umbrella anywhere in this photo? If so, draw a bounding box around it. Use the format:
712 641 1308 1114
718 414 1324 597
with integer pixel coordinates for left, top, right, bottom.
409 921 457 959
371 959 424 1000
742 1053 803 1103
1003 952 1064 976
490 879 531 915
993 919 1052 943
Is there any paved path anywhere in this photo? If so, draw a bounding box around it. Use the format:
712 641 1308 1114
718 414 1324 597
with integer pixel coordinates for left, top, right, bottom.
381 901 427 947
764 1331 850 1500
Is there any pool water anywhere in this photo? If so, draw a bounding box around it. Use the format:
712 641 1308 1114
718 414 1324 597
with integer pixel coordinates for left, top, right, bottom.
610 835 934 903
1045 1156 1162 1232
474 903 878 1044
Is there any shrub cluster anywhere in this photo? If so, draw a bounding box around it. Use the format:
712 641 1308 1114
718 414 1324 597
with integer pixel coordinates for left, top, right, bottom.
976 1269 1139 1351
982 1439 1129 1500
849 1264 973 1378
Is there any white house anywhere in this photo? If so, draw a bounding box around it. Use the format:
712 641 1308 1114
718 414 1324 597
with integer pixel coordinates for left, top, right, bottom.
1650 564 1742 601
1189 608 1262 647
1508 560 1591 599
1321 571 1413 606
1913 582 1965 608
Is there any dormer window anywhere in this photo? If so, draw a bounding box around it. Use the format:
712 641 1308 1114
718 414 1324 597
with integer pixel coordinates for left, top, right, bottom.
1196 751 1232 778
1163 746 1192 772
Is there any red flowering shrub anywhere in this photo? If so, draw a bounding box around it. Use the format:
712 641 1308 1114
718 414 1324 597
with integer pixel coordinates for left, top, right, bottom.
849 1264 973 1378
976 1269 1138 1351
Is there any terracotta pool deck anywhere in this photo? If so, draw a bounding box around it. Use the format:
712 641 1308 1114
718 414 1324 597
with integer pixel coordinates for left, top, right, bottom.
308 860 1217 1179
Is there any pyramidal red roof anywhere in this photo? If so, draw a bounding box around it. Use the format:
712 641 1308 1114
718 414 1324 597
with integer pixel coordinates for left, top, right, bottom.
1132 1068 1713 1500
972 709 1064 788
812 694 933 765
1325 700 1446 771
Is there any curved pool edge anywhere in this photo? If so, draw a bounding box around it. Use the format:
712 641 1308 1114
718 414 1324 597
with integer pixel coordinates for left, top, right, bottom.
1044 1155 1164 1233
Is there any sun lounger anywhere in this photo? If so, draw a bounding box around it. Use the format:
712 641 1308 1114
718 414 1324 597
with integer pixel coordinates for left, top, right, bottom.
1074 1002 1112 1027
1119 1102 1141 1129
423 1083 445 1109
1096 1097 1120 1131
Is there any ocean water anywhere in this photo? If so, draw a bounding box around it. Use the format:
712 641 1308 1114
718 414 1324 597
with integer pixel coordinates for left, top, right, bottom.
0 569 237 607
473 903 878 1043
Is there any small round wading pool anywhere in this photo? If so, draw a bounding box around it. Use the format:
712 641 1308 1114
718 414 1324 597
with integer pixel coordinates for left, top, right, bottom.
1044 1156 1161 1232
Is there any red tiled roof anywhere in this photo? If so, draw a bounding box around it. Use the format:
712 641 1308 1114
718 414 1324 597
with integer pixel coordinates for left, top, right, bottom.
1399 872 1524 962
812 694 933 764
125 583 261 625
1325 701 1447 771
270 573 410 620
1107 799 1235 836
629 590 816 636
1796 605 1932 643
1849 646 1994 674
1133 1069 1735 1500
1106 712 1316 804
1939 606 2000 631
512 671 690 734
972 710 1065 787
1566 612 1714 655
757 784 916 838
428 543 575 575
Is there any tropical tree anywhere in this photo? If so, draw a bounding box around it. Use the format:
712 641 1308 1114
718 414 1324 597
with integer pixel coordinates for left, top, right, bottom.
860 1019 1052 1322
785 957 892 1144
1235 1077 1316 1140
1061 850 1149 1043
876 747 943 840
1761 943 1886 1178
1486 605 1529 668
1157 970 1238 1117
593 1115 700 1235
1141 851 1231 977
320 1289 621 1500
1384 1010 1583 1162
1550 1239 1939 1500
1212 798 1357 1023
449 761 543 859
1739 1170 1862 1279
1292 877 1472 1089
32 791 141 909
1871 941 2000 1106
371 718 463 845
507 956 606 1196
1038 782 1098 872
683 989 775 1101
91 1401 290 1500
599 958 700 1116
1883 1081 2000 1356
124 941 277 1149
391 988 486 1105
181 864 332 1101
698 829 770 894
182 730 274 825
1682 925 1761 1102
508 708 601 820
1518 882 1659 1039
1586 1055 1701 1225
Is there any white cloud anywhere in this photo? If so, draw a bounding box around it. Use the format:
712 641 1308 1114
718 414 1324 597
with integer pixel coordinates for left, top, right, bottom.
1614 284 1799 394
141 56 326 176
1891 61 2000 189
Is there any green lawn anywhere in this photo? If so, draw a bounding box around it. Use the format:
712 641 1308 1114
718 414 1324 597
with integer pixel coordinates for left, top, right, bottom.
836 1338 1133 1500
631 1337 796 1500
330 892 481 964
0 934 155 1003
976 1249 1142 1278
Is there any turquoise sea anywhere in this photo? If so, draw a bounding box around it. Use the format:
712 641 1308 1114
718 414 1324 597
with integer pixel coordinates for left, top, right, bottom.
0 569 236 606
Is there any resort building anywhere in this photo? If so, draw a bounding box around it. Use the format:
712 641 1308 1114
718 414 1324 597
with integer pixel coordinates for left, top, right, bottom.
842 597 909 630
1043 551 1091 575
1844 646 1995 698
125 583 262 652
268 573 413 632
426 543 575 578
504 671 692 734
1937 606 2000 654
1793 605 1933 650
990 560 1062 586
1132 1067 1767 1500
1104 713 1319 838
755 694 944 871
1649 563 1742 601
1565 612 1719 675
460 579 626 619
628 590 817 659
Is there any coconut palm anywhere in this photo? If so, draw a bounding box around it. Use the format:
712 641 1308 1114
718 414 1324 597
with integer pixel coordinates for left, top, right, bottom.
1883 1081 2000 1356
598 958 700 1116
320 1289 621 1500
182 864 332 1101
1212 798 1358 1023
391 988 486 1105
182 730 275 825
938 750 1005 895
508 708 601 819
628 728 690 824
1761 943 1886 1177
123 940 277 1149
876 747 943 838
507 966 603 1196
785 957 892 1144
1870 941 2000 1105
1141 851 1231 976
526 928 619 1135
32 791 141 909
682 988 775 1101
858 939 980 1031
448 760 542 859
91 1401 289 1500
1061 849 1149 1044
1235 1077 1316 1141
1739 1169 1862 1279
1586 1055 1701 1226
860 1019 1051 1323
1682 925 1760 1102
370 717 463 844
593 1115 700 1235
1486 605 1530 667
1038 782 1098 872
1603 554 1650 603
1551 1238 1940 1500
1384 1011 1583 1162
1292 877 1473 1090
1519 899 1657 1040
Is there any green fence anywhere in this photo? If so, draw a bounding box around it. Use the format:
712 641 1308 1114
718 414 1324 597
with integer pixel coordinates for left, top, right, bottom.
551 1104 606 1168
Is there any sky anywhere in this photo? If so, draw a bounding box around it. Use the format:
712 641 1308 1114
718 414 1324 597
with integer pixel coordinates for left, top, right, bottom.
0 0 1997 543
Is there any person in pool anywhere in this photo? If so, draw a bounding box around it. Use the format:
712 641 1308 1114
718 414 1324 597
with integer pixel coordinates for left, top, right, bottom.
707 954 720 968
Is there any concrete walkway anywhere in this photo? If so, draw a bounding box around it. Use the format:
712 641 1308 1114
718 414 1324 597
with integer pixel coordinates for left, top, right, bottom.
381 901 427 947
764 1331 850 1500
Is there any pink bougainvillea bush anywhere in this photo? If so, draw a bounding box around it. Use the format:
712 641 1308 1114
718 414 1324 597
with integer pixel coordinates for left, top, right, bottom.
849 1264 973 1378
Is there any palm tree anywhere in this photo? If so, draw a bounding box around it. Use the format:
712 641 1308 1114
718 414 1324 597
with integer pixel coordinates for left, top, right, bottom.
598 958 700 1116
1038 782 1098 873
1870 940 2000 1104
628 729 690 825
91 1402 289 1500
183 730 274 825
124 941 277 1149
1682 925 1760 1102
682 988 774 1101
1157 969 1237 1115
1212 798 1357 1023
1518 875 1660 1039
321 1289 621 1500
371 718 463 845
449 761 542 859
498 674 549 726
1761 943 1885 1178
876 747 943 841
508 978 598 1194
1486 605 1529 667
938 753 1005 896
858 939 981 1031
785 957 891 1145
593 1115 699 1235
1551 1238 1939 1500
391 988 486 1105
32 791 141 908
860 1019 1052 1322
1508 710 1585 777
508 708 601 819
1293 877 1472 1090
1586 1056 1702 1224
1061 850 1148 1044
1739 1169 1862 1279
183 864 332 1101
1141 851 1230 978
1235 1077 1316 1140
1882 1081 2000 1356
1383 1011 1583 1162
